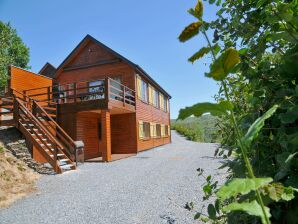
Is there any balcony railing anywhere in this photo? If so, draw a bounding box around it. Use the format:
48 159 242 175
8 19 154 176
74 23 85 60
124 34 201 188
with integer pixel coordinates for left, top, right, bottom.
21 77 136 107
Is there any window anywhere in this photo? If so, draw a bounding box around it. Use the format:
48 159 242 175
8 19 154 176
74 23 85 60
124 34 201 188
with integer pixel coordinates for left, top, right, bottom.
148 84 153 105
153 89 159 108
163 96 168 112
141 80 148 102
161 124 166 137
165 125 168 136
159 93 164 111
136 75 148 103
156 124 161 138
139 121 150 139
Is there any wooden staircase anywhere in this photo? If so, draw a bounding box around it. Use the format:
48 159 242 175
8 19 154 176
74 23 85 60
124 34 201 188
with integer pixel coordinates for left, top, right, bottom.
0 96 15 126
0 92 78 174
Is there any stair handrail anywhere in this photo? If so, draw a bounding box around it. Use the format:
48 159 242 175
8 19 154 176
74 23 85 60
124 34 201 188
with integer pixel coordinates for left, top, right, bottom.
11 88 78 162
14 98 61 171
15 98 63 149
33 101 77 161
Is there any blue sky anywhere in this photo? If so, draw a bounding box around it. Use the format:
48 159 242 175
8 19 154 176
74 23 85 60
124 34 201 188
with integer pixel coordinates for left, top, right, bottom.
0 0 219 118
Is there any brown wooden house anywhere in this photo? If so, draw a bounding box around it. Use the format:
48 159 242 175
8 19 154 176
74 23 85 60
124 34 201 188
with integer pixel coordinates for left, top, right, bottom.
0 35 171 173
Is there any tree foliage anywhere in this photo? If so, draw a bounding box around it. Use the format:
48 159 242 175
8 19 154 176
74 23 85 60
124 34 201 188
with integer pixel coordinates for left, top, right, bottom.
178 0 298 223
0 21 30 90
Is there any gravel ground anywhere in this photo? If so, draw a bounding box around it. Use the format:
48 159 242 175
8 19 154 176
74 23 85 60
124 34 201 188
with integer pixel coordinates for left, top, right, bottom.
0 131 226 224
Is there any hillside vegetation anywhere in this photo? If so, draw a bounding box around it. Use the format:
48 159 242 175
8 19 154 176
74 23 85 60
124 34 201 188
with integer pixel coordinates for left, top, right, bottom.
171 115 221 143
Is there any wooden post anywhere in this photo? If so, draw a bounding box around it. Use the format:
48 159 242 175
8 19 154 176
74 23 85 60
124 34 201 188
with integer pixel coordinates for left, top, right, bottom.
101 109 111 162
13 99 19 128
23 90 27 101
47 86 51 106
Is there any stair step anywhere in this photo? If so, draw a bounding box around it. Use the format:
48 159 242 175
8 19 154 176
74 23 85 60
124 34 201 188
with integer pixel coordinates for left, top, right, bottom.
31 133 43 136
50 154 64 158
26 128 39 131
0 104 13 108
60 164 75 170
1 98 13 102
40 143 52 146
35 138 47 141
59 159 69 162
23 123 34 127
44 107 56 111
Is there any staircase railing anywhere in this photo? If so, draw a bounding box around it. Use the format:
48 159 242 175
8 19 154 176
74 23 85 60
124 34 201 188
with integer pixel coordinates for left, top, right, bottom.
14 98 61 173
11 88 80 165
32 101 77 162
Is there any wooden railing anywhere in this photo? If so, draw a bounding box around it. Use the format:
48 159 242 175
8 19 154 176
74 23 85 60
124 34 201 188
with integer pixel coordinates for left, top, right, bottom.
22 77 136 107
32 101 77 162
11 89 79 164
14 98 61 172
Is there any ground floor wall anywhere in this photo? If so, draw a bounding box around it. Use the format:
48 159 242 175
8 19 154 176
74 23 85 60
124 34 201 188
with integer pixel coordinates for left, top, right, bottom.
111 113 137 154
136 100 171 152
76 112 101 160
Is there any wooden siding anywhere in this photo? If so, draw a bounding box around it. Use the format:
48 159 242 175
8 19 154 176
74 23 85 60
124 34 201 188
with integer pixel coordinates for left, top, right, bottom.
136 98 171 152
9 66 52 100
76 112 100 160
111 113 137 154
57 111 76 139
56 41 135 90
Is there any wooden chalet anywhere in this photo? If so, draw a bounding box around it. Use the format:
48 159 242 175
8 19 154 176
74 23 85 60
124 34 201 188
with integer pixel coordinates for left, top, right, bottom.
0 35 171 173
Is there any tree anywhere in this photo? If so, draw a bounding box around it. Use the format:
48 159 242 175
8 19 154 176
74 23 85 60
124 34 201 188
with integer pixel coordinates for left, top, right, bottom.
178 0 298 223
0 21 30 91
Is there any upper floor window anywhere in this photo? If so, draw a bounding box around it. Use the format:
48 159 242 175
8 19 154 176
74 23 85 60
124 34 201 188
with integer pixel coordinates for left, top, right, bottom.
141 79 148 103
153 88 159 108
136 75 148 102
163 96 168 112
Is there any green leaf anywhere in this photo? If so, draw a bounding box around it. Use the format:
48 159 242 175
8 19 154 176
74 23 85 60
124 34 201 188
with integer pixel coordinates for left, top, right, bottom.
216 178 273 201
188 44 221 63
194 212 201 220
239 48 248 55
188 47 210 63
242 105 278 147
205 48 240 81
281 186 296 201
188 0 204 19
279 105 298 124
178 101 233 120
274 152 297 180
178 22 202 42
222 200 271 224
195 0 203 18
188 47 211 63
207 204 216 219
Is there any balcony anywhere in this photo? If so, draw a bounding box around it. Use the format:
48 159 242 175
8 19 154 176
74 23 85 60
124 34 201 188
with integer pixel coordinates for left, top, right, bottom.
22 77 136 113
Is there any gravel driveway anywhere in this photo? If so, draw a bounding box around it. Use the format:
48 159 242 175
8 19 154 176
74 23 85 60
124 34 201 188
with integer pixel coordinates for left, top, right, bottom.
0 131 225 224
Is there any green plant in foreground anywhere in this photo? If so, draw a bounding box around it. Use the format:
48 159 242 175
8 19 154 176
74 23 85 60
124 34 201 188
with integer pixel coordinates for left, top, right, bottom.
178 0 297 223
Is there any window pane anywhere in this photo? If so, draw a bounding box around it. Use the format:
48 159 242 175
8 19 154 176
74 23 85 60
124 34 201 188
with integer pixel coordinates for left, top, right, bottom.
141 80 148 102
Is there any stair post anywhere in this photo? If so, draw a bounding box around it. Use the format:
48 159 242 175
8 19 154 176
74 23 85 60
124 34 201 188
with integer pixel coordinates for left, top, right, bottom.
13 98 19 128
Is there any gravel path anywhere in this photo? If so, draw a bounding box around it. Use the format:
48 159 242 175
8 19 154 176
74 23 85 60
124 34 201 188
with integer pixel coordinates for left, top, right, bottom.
0 131 225 224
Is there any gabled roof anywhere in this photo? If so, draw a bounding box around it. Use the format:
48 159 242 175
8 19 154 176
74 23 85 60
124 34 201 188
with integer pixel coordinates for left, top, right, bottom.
55 34 171 98
39 62 56 78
